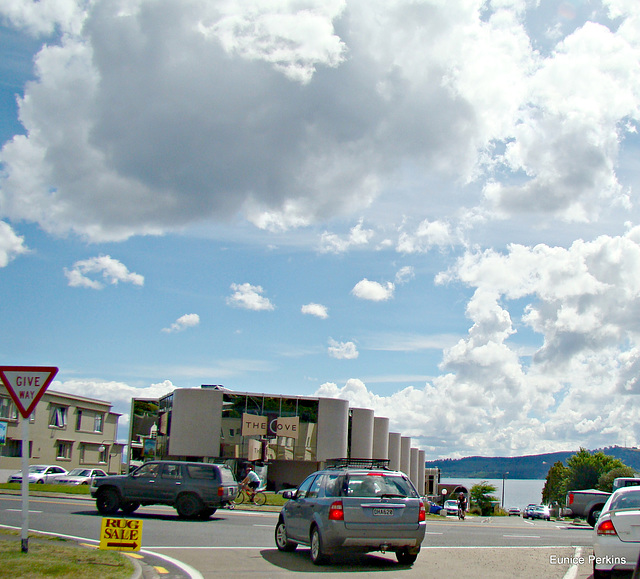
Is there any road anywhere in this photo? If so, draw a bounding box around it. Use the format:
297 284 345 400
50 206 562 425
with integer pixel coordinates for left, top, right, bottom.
0 493 603 578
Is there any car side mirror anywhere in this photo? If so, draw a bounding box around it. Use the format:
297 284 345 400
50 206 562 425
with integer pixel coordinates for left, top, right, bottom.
282 490 295 499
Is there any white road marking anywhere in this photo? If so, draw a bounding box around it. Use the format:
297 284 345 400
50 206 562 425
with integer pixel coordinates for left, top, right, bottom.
5 509 42 513
561 546 582 579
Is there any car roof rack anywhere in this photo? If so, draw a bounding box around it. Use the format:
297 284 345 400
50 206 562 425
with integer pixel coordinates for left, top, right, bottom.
325 458 391 470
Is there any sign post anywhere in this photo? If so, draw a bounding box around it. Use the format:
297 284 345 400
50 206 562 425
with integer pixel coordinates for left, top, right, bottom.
0 366 58 553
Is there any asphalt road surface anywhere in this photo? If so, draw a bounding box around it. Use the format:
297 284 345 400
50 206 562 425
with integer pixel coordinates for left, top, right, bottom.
0 493 606 578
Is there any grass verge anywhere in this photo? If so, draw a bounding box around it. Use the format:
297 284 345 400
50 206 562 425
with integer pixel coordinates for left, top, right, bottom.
0 529 134 579
0 483 90 495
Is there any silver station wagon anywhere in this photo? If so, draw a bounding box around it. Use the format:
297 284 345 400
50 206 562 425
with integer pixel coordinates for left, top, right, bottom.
275 459 426 565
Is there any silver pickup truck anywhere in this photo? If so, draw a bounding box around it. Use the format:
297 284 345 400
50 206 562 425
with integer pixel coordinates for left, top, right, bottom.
566 477 640 526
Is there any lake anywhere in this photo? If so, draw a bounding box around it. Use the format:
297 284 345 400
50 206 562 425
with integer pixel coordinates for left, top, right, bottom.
441 477 546 508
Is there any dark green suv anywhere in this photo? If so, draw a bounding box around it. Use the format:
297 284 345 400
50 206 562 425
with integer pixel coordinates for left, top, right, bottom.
91 460 238 519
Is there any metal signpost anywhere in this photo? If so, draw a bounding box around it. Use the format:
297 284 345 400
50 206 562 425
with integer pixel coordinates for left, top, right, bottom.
0 366 59 553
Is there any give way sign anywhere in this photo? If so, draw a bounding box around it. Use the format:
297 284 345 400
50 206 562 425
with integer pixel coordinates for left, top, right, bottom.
0 366 59 418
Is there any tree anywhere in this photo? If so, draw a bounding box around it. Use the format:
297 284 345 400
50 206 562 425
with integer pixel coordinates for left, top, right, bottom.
597 466 638 493
470 481 497 516
565 448 626 490
542 461 569 505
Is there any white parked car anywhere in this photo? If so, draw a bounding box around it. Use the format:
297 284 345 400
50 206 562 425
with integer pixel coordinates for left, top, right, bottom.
444 499 459 516
8 465 68 484
56 468 108 485
593 486 640 578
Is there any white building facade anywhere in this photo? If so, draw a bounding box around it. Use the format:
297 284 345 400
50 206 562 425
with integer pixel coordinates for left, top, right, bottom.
145 386 428 493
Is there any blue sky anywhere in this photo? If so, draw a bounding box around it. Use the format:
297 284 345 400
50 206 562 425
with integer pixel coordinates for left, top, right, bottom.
1 0 640 459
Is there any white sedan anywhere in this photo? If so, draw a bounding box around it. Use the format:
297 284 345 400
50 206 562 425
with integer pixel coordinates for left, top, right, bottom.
56 468 108 485
7 465 68 484
593 486 640 578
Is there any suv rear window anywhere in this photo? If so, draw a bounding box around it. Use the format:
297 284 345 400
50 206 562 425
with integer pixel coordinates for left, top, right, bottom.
218 467 236 484
186 464 216 480
345 473 417 498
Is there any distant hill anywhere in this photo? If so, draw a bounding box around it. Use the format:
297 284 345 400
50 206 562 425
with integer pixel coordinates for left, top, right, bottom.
425 446 640 479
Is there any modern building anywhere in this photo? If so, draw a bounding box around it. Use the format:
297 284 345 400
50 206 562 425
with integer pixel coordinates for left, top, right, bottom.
0 385 124 482
131 385 435 494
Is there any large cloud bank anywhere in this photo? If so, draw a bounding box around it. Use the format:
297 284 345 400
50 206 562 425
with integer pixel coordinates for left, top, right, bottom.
0 0 637 242
319 226 640 458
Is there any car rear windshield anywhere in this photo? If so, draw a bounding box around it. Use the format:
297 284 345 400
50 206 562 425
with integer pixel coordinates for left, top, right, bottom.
345 473 418 498
610 492 640 511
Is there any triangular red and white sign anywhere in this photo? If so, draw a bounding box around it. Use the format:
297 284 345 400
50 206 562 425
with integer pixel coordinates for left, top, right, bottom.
0 366 58 418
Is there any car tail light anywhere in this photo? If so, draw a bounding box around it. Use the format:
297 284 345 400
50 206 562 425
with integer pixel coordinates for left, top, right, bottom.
596 519 617 536
328 501 344 521
218 486 224 497
419 501 426 522
567 493 574 505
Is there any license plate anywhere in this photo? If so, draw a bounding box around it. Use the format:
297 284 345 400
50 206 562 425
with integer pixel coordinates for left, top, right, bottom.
372 508 394 516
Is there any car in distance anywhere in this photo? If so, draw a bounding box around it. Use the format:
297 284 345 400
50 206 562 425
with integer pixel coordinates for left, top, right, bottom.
274 459 426 565
90 460 238 519
508 507 521 516
444 499 459 516
425 499 443 515
531 505 551 520
593 486 640 578
57 468 108 485
8 465 68 484
522 504 537 519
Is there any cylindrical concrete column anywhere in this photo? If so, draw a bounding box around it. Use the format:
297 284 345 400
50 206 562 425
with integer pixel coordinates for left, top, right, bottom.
410 447 419 490
372 417 389 460
400 436 411 475
418 450 426 496
388 432 401 471
350 408 374 459
317 398 349 461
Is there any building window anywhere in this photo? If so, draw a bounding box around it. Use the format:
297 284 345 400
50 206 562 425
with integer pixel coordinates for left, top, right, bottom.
50 406 67 428
94 413 104 433
76 410 83 431
0 397 18 420
0 439 22 457
57 441 72 460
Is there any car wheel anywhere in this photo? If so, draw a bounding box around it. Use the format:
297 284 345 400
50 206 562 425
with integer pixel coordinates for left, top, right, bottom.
96 488 121 515
36 480 44 484
198 507 216 519
310 526 329 565
588 509 602 527
176 493 204 519
275 520 297 552
121 501 140 515
396 547 419 565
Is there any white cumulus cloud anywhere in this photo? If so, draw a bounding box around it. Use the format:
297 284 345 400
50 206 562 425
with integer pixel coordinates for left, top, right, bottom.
64 255 144 289
0 221 29 267
301 303 329 319
226 283 275 311
328 338 359 359
351 278 395 301
162 313 200 333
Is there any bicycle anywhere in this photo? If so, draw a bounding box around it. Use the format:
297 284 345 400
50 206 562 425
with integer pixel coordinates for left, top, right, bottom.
457 507 466 520
233 486 267 506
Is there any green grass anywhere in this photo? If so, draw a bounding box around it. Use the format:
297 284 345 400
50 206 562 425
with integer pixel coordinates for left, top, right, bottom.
0 483 91 495
0 529 134 579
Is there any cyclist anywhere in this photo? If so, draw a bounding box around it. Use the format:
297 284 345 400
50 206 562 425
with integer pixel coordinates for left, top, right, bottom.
457 492 467 519
240 466 261 503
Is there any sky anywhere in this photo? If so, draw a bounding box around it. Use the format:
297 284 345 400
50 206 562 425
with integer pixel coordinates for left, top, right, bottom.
1 0 640 460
